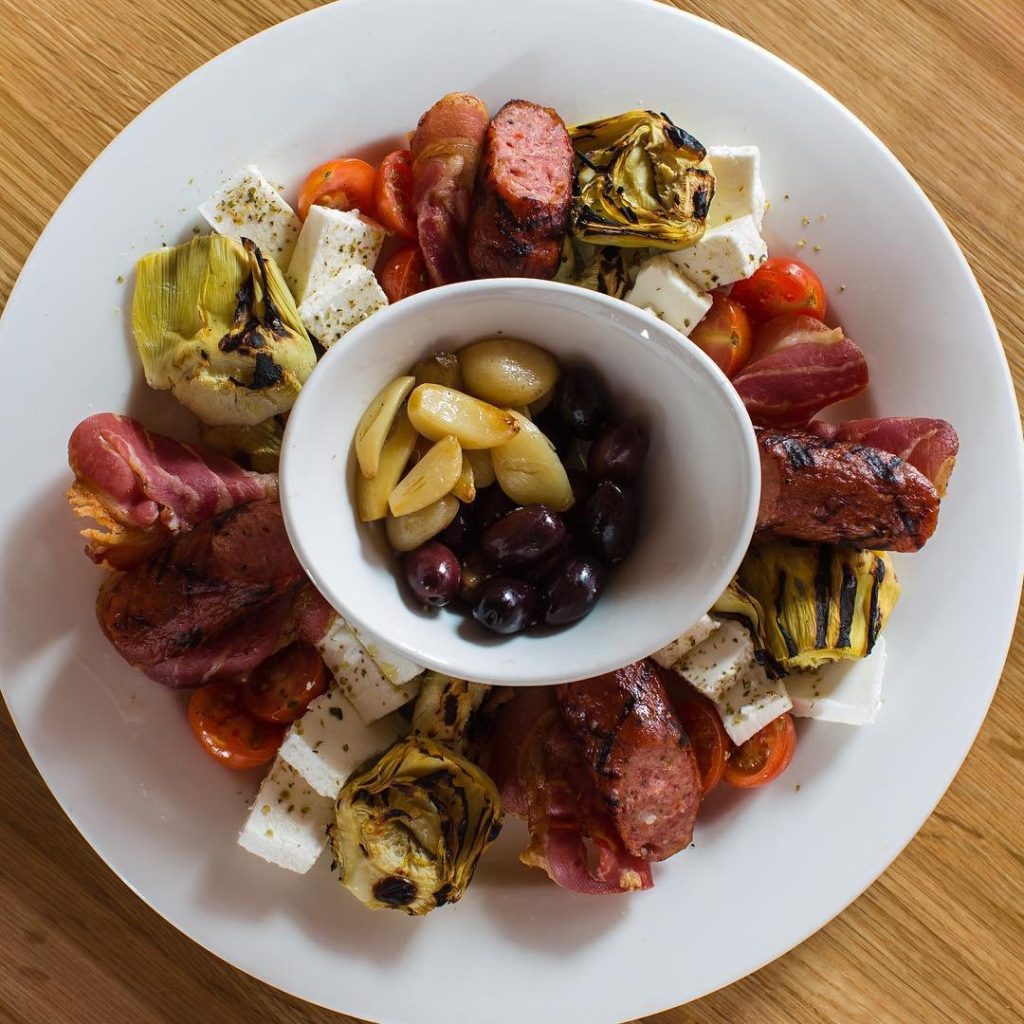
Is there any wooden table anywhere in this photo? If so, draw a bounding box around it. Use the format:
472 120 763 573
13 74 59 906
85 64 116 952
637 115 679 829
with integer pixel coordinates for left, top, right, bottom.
1 1 1021 1021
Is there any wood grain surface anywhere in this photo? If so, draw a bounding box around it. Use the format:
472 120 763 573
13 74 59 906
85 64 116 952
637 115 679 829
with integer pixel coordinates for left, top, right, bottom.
1 1 1022 1021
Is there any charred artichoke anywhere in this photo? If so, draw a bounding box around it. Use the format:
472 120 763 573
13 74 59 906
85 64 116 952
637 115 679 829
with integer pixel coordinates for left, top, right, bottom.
411 672 490 756
714 541 900 671
329 737 502 916
568 110 715 249
201 416 284 472
132 234 315 426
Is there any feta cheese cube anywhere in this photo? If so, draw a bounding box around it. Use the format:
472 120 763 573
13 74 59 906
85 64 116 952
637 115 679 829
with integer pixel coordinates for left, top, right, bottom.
706 145 767 230
297 264 388 348
286 206 385 304
714 664 793 746
787 637 887 725
666 215 768 291
315 616 420 724
675 618 756 701
237 758 333 873
625 255 712 335
278 688 404 798
351 628 424 687
199 165 301 268
651 614 721 669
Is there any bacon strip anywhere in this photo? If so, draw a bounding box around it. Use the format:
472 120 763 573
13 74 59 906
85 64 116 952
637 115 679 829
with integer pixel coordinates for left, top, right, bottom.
411 93 489 285
732 315 869 428
68 413 277 569
834 417 959 496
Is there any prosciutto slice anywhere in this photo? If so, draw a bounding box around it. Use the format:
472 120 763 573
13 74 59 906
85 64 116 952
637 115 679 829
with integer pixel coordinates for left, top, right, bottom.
486 689 652 894
68 413 277 569
411 92 489 285
834 417 959 496
732 315 869 428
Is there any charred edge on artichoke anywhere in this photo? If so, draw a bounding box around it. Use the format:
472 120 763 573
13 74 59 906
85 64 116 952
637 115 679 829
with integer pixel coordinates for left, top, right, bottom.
836 563 858 648
219 239 290 355
658 112 707 160
813 546 832 649
774 569 800 659
866 556 886 652
373 876 418 907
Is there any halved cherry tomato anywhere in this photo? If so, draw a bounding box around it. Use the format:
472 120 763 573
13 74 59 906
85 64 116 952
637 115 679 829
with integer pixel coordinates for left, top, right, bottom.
723 713 796 788
374 150 417 239
689 293 754 378
672 691 730 794
729 257 827 324
378 243 428 302
242 643 329 724
188 683 285 771
297 157 376 221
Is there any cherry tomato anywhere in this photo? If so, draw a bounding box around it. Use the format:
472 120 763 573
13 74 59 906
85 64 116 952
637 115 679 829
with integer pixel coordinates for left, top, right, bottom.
729 258 827 324
242 644 329 724
378 243 428 302
689 293 754 378
672 691 730 794
723 713 797 788
188 683 285 771
297 157 376 220
373 150 417 239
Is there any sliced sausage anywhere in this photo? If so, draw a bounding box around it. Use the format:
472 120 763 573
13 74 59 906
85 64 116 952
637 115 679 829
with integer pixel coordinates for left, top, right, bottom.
557 659 701 862
756 428 940 551
411 93 490 285
468 99 574 279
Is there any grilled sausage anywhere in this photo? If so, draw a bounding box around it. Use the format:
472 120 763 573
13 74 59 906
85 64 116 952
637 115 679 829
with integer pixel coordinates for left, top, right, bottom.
468 100 574 279
97 499 306 680
411 93 490 285
557 659 701 862
756 428 940 551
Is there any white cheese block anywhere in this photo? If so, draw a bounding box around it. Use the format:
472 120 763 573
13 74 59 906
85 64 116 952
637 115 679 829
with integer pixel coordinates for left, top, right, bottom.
714 664 793 746
199 165 301 268
625 255 712 335
278 687 404 798
315 616 420 724
286 206 386 304
297 264 388 348
651 614 721 669
675 618 756 701
707 145 767 230
237 758 333 873
666 215 768 291
787 637 887 725
351 628 424 687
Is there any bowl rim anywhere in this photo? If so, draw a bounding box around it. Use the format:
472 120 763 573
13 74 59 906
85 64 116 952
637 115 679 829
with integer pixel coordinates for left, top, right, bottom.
280 276 761 685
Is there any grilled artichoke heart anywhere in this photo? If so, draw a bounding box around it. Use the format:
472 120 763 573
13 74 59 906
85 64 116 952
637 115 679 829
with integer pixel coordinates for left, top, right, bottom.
714 541 900 671
568 110 715 249
201 416 284 472
555 238 634 299
329 737 502 916
132 234 315 426
411 672 491 756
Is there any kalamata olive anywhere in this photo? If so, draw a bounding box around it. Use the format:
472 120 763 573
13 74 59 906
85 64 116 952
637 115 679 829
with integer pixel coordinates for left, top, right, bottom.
436 504 477 555
555 367 608 439
473 485 515 530
587 421 650 486
585 481 639 563
458 549 493 604
403 542 461 607
480 505 566 569
540 555 608 625
564 468 596 531
472 577 537 635
531 405 573 458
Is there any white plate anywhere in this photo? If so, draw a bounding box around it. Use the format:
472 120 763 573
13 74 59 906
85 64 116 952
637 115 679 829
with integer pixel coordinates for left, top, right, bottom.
0 0 1020 1021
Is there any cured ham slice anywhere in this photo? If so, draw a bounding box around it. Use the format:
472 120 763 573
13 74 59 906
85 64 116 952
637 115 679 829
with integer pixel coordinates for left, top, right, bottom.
834 417 959 496
68 413 277 569
411 92 489 285
732 315 869 428
96 500 314 687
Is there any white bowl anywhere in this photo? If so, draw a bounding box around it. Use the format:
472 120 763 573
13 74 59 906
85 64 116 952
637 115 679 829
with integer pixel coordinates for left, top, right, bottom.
281 279 759 685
